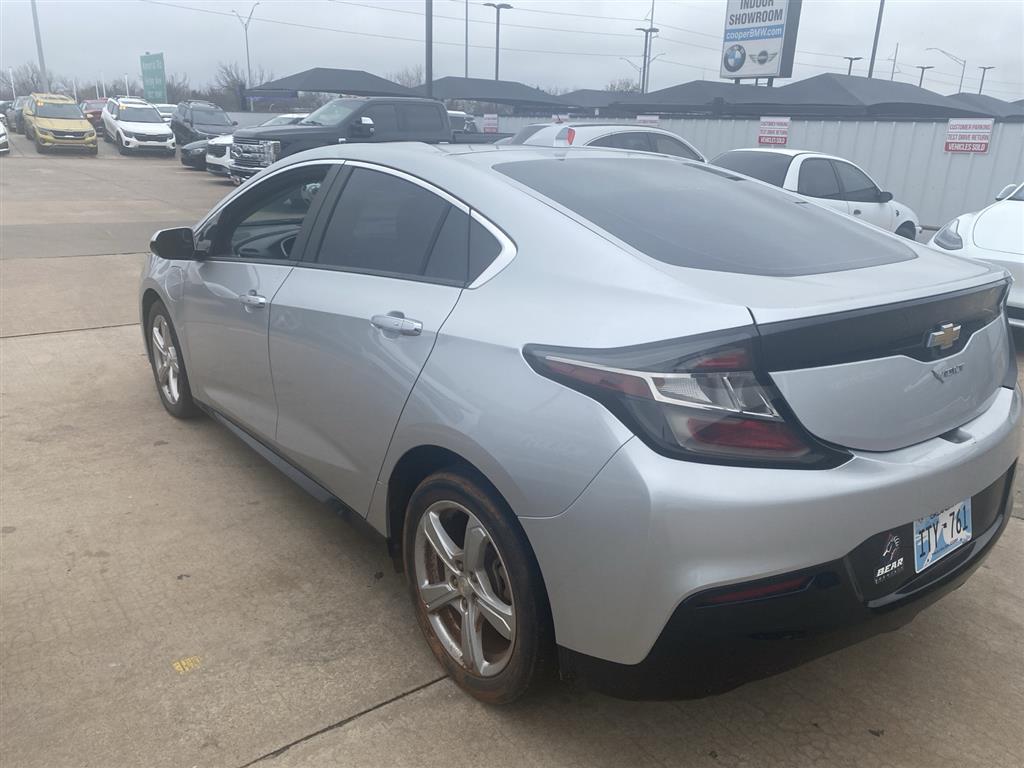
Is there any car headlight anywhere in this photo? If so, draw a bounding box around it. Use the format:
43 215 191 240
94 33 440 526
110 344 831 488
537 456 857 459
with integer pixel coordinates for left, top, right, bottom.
933 219 963 250
36 127 52 136
85 129 95 138
120 129 135 138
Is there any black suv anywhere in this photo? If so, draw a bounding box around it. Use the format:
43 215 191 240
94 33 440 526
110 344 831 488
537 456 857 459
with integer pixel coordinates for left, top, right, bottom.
170 100 236 145
229 97 450 182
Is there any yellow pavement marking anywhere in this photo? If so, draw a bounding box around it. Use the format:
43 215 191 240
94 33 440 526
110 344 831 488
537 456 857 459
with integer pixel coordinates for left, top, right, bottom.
172 655 202 674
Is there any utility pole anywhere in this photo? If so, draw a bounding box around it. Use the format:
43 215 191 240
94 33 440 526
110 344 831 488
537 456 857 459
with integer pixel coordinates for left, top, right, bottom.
124 73 129 96
889 42 899 80
232 2 260 111
464 0 469 78
977 66 995 95
484 3 512 81
927 47 967 92
425 0 433 96
867 0 885 78
635 0 658 94
30 0 49 91
8 69 16 99
843 56 862 75
915 65 934 88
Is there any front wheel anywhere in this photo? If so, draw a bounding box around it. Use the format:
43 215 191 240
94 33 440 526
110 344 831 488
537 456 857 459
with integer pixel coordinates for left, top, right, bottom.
403 469 555 704
146 300 199 419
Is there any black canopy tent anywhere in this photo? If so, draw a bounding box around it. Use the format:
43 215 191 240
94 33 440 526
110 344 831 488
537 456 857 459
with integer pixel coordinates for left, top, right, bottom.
248 68 417 97
947 93 1024 121
611 80 779 114
559 89 636 112
414 77 568 109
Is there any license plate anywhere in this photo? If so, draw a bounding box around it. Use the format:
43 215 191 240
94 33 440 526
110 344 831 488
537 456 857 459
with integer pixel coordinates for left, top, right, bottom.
913 499 972 573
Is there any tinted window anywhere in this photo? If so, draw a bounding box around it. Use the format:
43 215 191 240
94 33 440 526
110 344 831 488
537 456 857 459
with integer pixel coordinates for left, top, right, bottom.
833 161 879 203
495 157 915 277
424 208 469 284
316 168 450 279
401 103 443 133
651 134 702 161
711 150 792 187
192 107 230 126
469 219 502 283
37 103 83 119
589 132 653 152
362 104 398 135
507 124 547 145
200 166 329 260
119 106 163 123
797 159 842 199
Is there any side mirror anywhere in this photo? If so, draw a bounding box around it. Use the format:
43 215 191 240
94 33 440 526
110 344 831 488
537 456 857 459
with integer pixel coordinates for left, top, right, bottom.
995 184 1017 201
877 190 894 203
151 227 197 261
350 115 375 138
232 120 238 126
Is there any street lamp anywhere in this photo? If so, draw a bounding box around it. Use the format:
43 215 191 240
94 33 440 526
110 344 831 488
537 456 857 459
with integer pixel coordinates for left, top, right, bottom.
915 64 934 88
843 56 863 75
233 1 260 110
483 3 512 81
977 66 995 95
927 47 966 92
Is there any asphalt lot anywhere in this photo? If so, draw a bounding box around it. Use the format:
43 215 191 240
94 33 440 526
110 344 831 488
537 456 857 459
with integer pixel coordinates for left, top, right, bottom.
1 129 1023 768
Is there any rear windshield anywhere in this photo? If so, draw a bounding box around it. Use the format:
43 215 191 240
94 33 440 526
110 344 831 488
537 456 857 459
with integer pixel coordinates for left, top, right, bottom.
495 157 916 277
507 125 547 144
37 103 83 119
710 150 792 188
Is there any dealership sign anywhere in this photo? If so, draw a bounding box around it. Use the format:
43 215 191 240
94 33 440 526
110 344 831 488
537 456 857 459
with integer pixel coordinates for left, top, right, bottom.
140 52 167 103
758 116 790 145
481 114 499 133
720 0 802 80
944 118 994 153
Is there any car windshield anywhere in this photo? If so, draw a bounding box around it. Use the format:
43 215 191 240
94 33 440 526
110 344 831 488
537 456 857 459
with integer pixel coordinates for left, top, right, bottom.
710 151 793 188
300 100 359 126
260 114 305 126
193 107 231 125
120 106 164 123
37 102 84 119
83 101 106 110
1009 185 1024 202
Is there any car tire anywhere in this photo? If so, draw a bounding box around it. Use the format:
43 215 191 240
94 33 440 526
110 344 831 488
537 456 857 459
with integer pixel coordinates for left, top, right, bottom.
34 139 45 154
403 468 555 704
896 222 917 240
146 300 200 419
117 133 129 155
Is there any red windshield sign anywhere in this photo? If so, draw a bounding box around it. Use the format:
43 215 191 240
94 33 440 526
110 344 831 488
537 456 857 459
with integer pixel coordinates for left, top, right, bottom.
944 118 993 153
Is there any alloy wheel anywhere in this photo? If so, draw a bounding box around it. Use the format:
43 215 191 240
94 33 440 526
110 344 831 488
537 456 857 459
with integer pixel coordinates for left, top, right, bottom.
150 315 181 405
414 500 516 677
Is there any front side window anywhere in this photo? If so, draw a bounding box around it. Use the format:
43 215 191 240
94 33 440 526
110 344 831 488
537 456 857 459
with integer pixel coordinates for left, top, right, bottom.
651 134 702 161
833 161 880 203
362 104 398 135
590 132 653 152
199 165 329 261
797 158 842 199
400 103 443 133
315 168 462 282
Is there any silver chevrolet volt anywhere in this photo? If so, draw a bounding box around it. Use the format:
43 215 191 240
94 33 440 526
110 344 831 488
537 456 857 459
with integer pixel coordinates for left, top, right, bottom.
140 143 1019 702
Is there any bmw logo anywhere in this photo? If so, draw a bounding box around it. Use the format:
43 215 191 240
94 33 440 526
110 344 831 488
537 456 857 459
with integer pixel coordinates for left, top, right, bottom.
724 44 746 72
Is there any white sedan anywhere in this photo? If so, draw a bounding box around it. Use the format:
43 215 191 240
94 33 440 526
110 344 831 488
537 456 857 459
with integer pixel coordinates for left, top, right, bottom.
506 122 705 162
712 148 920 238
930 182 1024 328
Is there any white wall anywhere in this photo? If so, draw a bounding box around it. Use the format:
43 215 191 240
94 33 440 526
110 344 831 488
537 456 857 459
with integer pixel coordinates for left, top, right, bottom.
496 116 1024 227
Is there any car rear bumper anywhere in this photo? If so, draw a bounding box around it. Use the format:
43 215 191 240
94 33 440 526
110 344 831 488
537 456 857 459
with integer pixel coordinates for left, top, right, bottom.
521 385 1020 695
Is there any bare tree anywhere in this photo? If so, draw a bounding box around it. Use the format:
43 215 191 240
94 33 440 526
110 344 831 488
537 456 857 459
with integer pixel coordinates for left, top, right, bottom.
165 73 192 103
388 65 424 89
5 62 49 98
604 77 639 93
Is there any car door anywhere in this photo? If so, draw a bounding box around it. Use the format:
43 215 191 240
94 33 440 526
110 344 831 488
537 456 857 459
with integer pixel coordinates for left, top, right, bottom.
360 103 399 141
269 163 480 513
794 157 850 216
832 159 894 231
180 161 337 441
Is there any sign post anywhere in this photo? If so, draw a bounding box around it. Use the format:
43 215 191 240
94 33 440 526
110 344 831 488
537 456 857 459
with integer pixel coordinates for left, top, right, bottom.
720 0 802 82
943 118 994 153
140 52 167 103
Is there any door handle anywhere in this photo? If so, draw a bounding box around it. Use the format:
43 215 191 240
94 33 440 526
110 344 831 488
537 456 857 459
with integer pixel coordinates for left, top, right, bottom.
240 291 267 309
371 312 423 336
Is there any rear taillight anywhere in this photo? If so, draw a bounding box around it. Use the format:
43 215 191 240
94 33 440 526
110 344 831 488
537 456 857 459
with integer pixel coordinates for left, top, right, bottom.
525 329 848 468
566 127 576 145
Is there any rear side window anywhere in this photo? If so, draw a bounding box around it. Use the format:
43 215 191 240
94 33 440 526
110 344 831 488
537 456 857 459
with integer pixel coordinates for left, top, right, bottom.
424 208 469 283
495 157 915 277
315 168 452 280
400 103 443 133
651 134 702 161
833 161 879 203
589 132 653 152
797 159 842 199
711 150 792 188
362 104 398 135
469 219 502 283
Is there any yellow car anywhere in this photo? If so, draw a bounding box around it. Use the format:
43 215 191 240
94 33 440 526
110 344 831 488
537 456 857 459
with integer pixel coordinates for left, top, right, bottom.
23 93 98 154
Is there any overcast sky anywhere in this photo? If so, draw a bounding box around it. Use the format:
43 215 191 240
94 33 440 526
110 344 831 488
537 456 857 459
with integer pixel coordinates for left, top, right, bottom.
1 0 1022 100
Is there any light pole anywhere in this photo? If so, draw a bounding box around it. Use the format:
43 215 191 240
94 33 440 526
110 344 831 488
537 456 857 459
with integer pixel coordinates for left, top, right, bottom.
867 0 885 78
483 3 511 81
30 0 49 91
927 47 966 92
464 0 469 78
124 73 130 96
977 66 995 95
233 2 260 110
915 65 934 88
843 56 862 75
425 0 433 97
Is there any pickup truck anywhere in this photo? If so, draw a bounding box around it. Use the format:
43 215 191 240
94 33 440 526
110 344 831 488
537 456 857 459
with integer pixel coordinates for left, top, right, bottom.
230 96 490 182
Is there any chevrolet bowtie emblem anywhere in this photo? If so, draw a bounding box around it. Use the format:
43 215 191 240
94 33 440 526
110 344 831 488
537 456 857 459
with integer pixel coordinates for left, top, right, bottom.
926 322 961 351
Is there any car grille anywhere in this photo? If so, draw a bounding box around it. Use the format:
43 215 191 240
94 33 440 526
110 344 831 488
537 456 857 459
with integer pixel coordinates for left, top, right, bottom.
231 136 272 168
52 130 86 139
135 134 168 142
207 144 228 158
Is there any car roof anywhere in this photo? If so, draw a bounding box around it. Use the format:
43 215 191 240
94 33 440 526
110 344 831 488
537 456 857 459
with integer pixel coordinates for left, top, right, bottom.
30 93 75 103
714 147 856 161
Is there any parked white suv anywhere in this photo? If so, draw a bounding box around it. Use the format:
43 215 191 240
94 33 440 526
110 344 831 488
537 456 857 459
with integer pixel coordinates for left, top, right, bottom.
507 122 705 162
712 148 919 238
101 97 176 156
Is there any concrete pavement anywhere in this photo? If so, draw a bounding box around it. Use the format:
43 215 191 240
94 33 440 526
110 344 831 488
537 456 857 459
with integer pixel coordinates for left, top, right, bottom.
1 130 1022 768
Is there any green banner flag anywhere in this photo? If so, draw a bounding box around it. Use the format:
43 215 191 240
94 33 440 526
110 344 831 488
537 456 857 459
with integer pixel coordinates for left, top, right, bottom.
140 53 167 103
